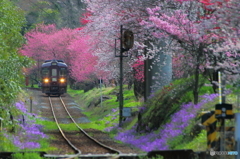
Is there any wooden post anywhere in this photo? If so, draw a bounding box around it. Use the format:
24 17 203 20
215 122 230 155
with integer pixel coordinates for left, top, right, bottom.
30 96 33 113
0 117 3 131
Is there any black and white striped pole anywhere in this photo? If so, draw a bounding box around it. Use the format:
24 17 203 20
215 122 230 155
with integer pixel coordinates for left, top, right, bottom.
218 71 226 158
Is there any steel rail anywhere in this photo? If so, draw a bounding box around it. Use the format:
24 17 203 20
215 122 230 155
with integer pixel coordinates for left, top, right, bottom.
59 96 122 154
48 96 81 157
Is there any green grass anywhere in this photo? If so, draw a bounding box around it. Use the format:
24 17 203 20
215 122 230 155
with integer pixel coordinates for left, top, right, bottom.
174 130 207 151
67 87 84 96
67 85 141 133
36 117 107 131
0 133 17 151
124 101 141 107
36 120 57 129
12 152 43 159
25 84 39 88
80 121 107 131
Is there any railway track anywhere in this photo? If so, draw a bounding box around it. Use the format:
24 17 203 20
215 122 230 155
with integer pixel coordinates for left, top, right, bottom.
48 95 121 158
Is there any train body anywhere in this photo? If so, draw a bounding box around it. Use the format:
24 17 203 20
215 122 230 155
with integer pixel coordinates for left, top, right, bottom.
41 60 68 96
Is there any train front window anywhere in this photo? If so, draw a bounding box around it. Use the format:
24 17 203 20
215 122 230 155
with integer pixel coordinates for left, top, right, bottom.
52 69 57 76
60 68 66 76
42 68 49 76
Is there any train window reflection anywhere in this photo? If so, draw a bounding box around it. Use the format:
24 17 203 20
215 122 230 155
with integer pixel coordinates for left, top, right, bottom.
52 69 57 76
42 68 49 76
60 68 66 76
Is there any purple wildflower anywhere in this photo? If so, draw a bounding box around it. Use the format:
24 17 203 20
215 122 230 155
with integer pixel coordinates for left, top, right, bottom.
5 102 49 150
13 135 40 149
112 108 118 113
105 127 114 132
115 93 218 152
15 102 28 113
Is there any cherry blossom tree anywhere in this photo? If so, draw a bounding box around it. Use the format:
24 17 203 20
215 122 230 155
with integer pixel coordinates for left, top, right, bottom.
81 0 175 100
81 0 159 81
21 24 66 63
20 23 98 82
132 56 144 82
80 0 238 102
20 0 240 103
68 35 98 81
140 0 240 103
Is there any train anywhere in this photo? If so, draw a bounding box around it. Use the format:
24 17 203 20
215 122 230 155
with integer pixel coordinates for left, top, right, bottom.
40 60 68 96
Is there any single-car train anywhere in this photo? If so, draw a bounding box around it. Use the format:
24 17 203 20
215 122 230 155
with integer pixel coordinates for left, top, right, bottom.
41 60 68 96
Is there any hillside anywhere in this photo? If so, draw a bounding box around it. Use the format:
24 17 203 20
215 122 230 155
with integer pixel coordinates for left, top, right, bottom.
14 0 86 29
67 77 238 153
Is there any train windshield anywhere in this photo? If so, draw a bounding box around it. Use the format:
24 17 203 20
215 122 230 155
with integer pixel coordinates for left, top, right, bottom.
60 68 67 76
42 68 49 76
52 69 57 76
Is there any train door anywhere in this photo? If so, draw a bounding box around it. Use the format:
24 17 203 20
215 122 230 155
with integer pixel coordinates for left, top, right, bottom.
50 66 59 93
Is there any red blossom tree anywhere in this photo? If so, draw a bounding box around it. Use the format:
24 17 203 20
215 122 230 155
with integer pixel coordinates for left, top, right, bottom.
20 24 98 82
68 35 98 81
132 56 144 82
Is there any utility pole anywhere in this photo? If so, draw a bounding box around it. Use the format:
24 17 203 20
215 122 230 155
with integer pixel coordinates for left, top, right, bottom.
119 25 124 127
100 78 103 107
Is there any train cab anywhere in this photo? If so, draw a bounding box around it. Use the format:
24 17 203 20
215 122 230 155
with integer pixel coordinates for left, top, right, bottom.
41 60 68 96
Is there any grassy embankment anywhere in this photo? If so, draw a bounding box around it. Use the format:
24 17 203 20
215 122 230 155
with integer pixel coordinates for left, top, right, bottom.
0 89 52 159
66 80 240 152
67 85 142 132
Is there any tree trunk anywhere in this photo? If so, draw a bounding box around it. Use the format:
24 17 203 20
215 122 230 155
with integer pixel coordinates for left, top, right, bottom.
193 53 201 104
193 65 199 104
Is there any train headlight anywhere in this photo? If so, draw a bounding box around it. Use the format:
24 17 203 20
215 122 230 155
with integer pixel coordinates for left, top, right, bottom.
43 78 49 83
60 78 65 83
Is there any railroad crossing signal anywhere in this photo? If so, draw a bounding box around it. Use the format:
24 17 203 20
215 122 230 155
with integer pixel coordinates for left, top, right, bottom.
201 104 234 150
201 111 218 149
215 103 234 119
